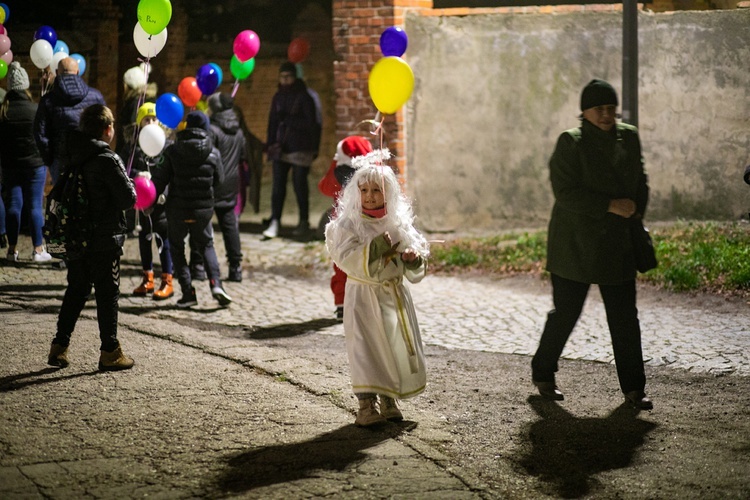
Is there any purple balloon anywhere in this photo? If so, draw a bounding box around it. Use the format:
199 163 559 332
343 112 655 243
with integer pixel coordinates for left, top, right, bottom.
33 25 58 49
196 63 219 96
379 27 408 57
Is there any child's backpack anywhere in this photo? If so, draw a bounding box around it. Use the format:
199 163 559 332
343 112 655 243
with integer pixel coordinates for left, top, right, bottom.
43 164 90 260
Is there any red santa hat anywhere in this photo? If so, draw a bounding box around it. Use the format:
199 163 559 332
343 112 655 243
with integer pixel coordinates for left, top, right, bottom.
335 136 373 167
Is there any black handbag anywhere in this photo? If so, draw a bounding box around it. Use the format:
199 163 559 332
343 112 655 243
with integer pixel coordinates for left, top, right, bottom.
631 218 658 273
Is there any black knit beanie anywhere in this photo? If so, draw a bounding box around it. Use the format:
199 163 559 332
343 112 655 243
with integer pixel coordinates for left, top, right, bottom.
279 61 297 77
580 79 618 111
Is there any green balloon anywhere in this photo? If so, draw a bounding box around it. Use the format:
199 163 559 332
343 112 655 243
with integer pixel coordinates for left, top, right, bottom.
0 59 7 79
137 0 172 36
230 55 255 80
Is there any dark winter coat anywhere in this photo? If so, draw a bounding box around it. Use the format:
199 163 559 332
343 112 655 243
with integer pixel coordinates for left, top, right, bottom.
266 79 320 155
152 127 224 211
0 90 45 170
545 119 649 285
34 74 106 166
210 108 247 208
62 129 136 254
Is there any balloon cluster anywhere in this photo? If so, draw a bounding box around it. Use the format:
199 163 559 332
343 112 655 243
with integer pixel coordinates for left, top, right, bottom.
368 27 414 115
24 24 87 77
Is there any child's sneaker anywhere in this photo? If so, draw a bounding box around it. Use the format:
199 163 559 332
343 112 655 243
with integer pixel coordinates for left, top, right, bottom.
32 249 53 263
6 250 19 262
211 286 232 306
176 287 198 308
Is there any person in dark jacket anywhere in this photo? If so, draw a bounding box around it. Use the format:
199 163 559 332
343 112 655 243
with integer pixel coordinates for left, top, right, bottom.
262 61 321 239
151 110 232 308
207 92 247 282
531 79 653 410
0 62 52 262
34 56 106 183
47 104 137 371
128 103 174 301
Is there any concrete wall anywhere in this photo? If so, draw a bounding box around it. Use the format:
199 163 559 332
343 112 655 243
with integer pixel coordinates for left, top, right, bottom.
405 9 750 232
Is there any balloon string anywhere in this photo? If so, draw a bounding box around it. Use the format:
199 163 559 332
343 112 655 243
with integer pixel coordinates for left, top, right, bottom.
231 79 240 98
126 56 152 176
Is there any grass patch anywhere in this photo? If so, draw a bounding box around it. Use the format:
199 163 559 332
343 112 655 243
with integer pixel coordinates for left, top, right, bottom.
427 221 750 298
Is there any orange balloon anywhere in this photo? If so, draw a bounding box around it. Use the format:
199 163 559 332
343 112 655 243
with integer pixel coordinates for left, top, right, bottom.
287 37 310 64
177 76 202 107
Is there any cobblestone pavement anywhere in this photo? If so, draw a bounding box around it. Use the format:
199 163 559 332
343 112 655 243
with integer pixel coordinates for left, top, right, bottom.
3 221 748 378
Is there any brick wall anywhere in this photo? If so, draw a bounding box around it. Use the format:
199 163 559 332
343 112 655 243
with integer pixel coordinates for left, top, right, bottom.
333 1 433 177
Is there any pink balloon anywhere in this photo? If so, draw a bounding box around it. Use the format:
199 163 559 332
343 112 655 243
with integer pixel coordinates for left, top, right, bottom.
133 176 157 210
0 24 7 36
0 33 9 55
0 49 11 64
233 30 260 62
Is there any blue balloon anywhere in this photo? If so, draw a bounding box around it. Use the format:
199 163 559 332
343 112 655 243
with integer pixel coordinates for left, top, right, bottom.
196 64 219 96
208 62 223 88
155 93 184 129
33 25 58 50
70 53 86 75
379 27 408 57
53 40 69 54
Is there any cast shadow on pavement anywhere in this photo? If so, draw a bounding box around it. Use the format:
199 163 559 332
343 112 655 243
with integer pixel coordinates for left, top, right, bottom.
0 367 100 392
516 395 658 499
214 423 406 494
246 318 341 339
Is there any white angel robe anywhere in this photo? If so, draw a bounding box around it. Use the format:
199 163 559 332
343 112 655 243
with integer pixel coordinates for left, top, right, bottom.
326 215 427 400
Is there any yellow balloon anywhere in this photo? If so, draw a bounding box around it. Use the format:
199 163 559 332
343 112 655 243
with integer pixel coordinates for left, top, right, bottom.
368 56 414 115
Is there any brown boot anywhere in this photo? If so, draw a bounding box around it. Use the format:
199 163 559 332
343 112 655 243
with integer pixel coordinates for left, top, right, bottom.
152 273 174 300
355 398 386 427
133 270 154 296
98 346 135 371
48 343 69 368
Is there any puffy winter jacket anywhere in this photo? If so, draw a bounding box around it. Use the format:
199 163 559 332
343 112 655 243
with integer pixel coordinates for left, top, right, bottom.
152 127 224 211
0 90 45 170
34 74 106 166
210 108 247 208
62 129 136 255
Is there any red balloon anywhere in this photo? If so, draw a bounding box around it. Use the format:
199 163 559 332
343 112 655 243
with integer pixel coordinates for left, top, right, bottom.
287 37 310 64
177 76 202 107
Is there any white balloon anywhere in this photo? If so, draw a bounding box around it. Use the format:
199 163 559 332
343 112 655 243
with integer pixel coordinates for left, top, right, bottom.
30 39 53 70
51 51 68 75
133 23 167 59
138 123 166 157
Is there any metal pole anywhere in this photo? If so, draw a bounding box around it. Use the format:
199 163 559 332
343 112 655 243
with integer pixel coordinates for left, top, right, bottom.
622 0 638 127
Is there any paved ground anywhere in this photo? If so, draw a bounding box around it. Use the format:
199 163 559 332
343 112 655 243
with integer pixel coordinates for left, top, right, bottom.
1 210 749 499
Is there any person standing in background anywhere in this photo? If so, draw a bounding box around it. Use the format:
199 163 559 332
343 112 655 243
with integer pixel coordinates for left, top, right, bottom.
262 61 320 239
207 91 247 282
34 57 106 184
0 62 52 262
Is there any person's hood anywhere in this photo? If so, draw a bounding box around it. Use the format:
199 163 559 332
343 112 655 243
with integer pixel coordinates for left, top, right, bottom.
211 108 240 134
49 74 90 107
64 129 110 166
171 127 212 163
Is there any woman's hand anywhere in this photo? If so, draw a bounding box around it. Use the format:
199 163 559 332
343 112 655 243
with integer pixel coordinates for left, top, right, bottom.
608 198 636 218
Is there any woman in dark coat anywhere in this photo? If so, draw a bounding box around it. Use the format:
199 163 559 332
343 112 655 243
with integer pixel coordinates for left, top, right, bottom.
0 62 50 262
531 79 653 410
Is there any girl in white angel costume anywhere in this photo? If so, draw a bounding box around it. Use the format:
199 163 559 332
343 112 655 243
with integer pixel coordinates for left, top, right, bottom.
325 149 430 427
